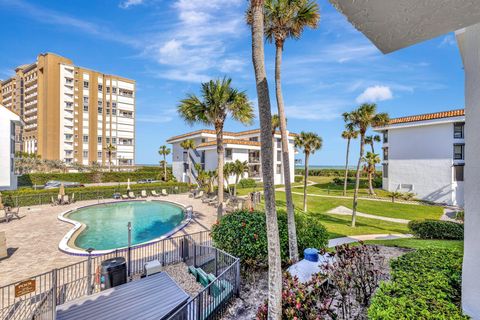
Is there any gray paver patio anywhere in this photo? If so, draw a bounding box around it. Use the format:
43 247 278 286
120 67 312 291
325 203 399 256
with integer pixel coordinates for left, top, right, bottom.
0 194 217 287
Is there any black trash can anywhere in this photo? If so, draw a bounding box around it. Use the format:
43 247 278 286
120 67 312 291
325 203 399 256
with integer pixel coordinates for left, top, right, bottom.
100 257 127 290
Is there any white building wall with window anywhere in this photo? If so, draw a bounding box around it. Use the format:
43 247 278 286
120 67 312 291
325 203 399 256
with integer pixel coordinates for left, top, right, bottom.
0 105 21 190
375 110 465 207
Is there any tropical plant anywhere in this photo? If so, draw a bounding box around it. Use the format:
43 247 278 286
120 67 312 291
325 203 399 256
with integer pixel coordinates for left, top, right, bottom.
178 77 254 218
231 160 248 196
248 0 283 316
223 161 235 195
341 124 358 196
388 191 403 203
158 145 171 181
364 134 381 153
362 152 381 195
294 131 322 212
344 103 389 227
195 163 217 193
179 139 195 183
264 0 319 262
104 144 116 172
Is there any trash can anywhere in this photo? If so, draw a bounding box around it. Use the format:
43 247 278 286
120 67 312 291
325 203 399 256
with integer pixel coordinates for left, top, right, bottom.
100 257 127 290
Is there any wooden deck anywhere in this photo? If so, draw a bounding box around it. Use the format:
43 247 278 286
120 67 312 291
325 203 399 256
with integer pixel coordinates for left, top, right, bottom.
56 272 189 320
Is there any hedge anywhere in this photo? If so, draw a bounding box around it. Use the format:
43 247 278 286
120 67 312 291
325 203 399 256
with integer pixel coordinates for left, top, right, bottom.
17 169 174 187
294 168 381 178
368 248 466 319
1 181 189 207
211 210 328 268
408 220 464 240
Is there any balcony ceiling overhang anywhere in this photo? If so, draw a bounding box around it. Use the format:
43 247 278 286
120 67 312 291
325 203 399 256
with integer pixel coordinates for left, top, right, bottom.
329 0 480 53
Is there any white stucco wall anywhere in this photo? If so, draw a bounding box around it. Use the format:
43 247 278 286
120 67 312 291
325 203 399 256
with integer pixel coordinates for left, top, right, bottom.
0 106 20 190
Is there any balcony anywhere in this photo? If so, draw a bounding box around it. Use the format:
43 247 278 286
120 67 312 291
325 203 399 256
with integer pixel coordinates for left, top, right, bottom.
25 83 38 93
24 108 38 115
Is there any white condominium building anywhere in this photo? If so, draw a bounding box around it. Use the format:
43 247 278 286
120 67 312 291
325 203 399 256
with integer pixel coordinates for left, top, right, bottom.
166 129 296 185
0 105 21 190
374 109 465 207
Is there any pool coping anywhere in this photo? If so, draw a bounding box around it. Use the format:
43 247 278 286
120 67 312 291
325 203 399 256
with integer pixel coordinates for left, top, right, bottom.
58 199 193 256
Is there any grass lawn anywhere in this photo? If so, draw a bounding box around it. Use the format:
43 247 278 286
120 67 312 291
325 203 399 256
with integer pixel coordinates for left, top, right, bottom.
363 238 463 252
296 178 392 198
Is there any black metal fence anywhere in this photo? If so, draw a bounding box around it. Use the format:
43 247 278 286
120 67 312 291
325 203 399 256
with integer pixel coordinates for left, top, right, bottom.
0 230 239 320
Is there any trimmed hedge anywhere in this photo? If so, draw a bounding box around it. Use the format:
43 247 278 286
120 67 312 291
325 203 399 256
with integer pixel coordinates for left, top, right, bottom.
238 178 257 189
1 181 189 207
211 210 328 268
18 169 174 187
368 248 466 319
294 168 380 177
408 220 464 240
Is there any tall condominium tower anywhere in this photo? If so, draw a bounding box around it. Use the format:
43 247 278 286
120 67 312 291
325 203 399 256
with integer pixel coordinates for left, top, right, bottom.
0 53 135 166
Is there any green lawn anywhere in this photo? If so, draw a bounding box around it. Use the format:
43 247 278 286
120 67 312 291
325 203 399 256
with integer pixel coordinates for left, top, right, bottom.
363 238 464 252
296 179 392 198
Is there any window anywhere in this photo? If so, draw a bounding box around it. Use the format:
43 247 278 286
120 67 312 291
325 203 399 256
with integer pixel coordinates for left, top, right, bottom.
106 87 110 94
98 136 102 143
106 137 110 144
112 137 117 144
98 84 103 92
83 81 89 89
276 138 281 148
454 165 464 181
112 102 117 108
454 144 465 160
98 107 103 114
112 87 117 94
83 97 89 103
277 150 281 161
112 107 117 116
83 105 89 112
383 131 388 143
98 100 103 107
249 137 258 142
83 151 88 158
383 164 388 178
454 123 464 139
98 152 102 158
225 148 232 160
276 164 282 174
106 108 110 115
383 147 389 160
83 135 89 143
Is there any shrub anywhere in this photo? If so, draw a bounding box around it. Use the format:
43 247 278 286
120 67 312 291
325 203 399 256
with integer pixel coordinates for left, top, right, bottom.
295 168 381 178
332 177 355 185
455 211 464 222
294 175 303 183
237 178 257 189
368 248 466 319
408 220 464 240
211 210 328 268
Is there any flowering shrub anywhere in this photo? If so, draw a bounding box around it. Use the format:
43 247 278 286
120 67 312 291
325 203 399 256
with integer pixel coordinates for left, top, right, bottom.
211 210 328 269
256 272 336 320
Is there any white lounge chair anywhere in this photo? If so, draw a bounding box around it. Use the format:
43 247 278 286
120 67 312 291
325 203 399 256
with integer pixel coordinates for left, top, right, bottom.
194 190 204 199
141 190 148 198
128 191 136 199
151 190 160 197
161 189 168 196
121 194 129 200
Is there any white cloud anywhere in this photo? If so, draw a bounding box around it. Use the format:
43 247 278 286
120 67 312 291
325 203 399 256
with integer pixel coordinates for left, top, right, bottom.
356 85 393 103
439 35 456 47
119 0 144 9
285 100 348 121
136 109 176 123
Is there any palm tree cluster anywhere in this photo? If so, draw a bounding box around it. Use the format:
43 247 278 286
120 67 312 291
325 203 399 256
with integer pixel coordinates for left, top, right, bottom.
158 145 171 181
224 160 249 196
14 152 67 174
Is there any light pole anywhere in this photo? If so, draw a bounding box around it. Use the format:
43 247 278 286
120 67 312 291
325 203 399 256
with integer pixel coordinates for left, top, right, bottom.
127 222 132 279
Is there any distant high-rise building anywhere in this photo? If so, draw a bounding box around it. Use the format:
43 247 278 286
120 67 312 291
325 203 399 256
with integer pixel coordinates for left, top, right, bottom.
0 53 135 166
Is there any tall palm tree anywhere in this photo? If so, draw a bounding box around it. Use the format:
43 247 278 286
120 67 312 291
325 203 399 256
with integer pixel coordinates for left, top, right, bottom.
232 160 248 196
364 134 381 153
158 145 171 181
248 0 283 317
271 113 281 136
264 0 319 262
363 152 381 195
104 144 116 172
294 132 322 212
344 103 389 227
180 139 195 184
178 77 254 218
341 122 358 196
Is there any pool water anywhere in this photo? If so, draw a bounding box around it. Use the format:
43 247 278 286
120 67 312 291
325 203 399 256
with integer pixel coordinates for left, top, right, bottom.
69 201 185 250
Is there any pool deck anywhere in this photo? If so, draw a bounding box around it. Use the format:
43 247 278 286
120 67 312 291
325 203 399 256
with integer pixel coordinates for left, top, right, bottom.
0 194 217 287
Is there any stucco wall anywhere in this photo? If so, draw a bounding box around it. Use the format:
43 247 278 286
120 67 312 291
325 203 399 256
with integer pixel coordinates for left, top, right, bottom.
0 107 19 190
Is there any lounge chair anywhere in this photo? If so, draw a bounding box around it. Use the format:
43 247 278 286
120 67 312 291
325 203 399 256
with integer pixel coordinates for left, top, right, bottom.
57 194 63 204
70 193 75 203
203 195 217 204
161 189 168 196
128 191 136 199
151 190 160 197
194 190 204 199
63 195 70 205
51 196 58 206
141 190 148 198
189 188 199 198
121 194 129 200
5 207 20 220
0 209 13 223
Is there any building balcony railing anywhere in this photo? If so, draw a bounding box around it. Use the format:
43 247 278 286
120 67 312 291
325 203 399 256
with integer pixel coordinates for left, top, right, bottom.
248 156 260 163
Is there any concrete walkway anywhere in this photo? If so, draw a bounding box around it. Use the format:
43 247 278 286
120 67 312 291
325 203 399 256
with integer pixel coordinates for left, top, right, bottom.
328 205 411 224
328 233 413 247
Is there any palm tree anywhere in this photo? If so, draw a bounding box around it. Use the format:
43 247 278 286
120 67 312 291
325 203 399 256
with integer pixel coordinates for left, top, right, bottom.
248 0 283 317
344 103 389 227
104 144 116 172
341 122 358 196
364 134 381 153
271 114 281 136
223 161 235 195
232 160 248 196
363 152 381 195
178 77 254 218
180 139 195 183
264 0 319 263
294 132 322 212
158 145 171 181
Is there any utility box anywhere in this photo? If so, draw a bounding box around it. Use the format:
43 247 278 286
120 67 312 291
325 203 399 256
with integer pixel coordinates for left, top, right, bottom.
0 232 6 259
100 257 127 290
144 260 162 276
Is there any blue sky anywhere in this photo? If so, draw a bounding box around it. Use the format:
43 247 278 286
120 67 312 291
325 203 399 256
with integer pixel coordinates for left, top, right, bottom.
0 0 465 165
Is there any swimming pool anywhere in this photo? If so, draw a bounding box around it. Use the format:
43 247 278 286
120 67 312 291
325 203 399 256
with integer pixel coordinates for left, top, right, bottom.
59 201 190 253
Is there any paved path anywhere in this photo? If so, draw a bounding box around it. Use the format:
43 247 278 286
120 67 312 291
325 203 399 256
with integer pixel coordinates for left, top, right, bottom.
328 233 413 247
327 205 411 224
441 206 462 222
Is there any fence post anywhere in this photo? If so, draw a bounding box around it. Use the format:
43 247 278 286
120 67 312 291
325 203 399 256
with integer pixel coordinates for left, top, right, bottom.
214 249 218 276
86 248 94 295
196 292 202 320
162 239 166 266
127 222 132 279
193 244 197 267
52 269 57 320
235 260 241 297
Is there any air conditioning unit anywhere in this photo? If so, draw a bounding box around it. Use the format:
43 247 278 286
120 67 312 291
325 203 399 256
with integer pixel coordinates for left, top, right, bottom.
144 260 162 277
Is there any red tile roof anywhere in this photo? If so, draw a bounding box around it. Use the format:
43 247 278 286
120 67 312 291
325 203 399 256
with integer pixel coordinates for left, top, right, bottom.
388 109 464 125
197 139 261 148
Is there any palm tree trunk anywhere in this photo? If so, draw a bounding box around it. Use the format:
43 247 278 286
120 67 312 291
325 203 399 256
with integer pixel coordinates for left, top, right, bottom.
275 43 298 261
368 170 375 195
163 154 167 181
215 125 225 219
343 138 350 196
250 1 282 318
352 135 365 227
371 144 375 154
108 153 112 172
234 175 239 197
187 149 192 183
303 152 309 212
